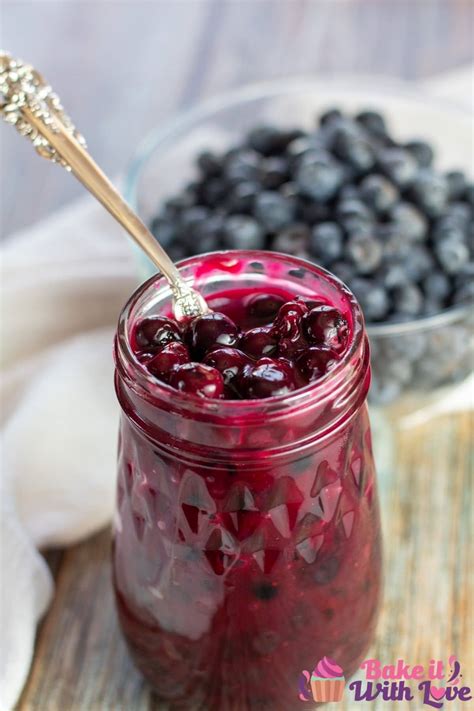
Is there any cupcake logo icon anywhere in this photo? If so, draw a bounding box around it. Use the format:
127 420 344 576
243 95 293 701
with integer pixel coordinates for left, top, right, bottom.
299 657 345 703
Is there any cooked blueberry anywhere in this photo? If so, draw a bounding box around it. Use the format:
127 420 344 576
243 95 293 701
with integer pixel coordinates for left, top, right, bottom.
302 306 349 353
405 140 434 168
350 278 390 322
355 110 387 136
203 347 251 385
187 312 240 356
222 215 265 250
239 358 297 398
422 272 451 303
254 191 295 231
295 153 344 202
435 237 470 274
169 362 225 399
246 293 286 322
133 316 183 352
360 174 399 213
309 222 344 263
147 342 190 382
377 148 418 188
239 326 278 358
253 582 278 600
226 181 260 213
410 169 449 217
389 201 428 242
346 231 383 274
391 283 424 317
446 171 467 201
297 346 339 381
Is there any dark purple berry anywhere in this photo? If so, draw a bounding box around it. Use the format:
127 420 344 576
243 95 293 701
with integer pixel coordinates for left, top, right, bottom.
188 312 240 356
302 306 349 354
345 231 383 274
410 169 449 218
405 140 434 168
309 222 344 263
222 215 265 250
203 348 251 385
246 293 286 322
297 346 339 382
169 362 225 399
239 358 297 399
378 148 418 188
295 153 344 202
350 278 390 322
446 171 467 201
239 327 278 359
254 191 295 231
147 342 190 382
355 110 387 136
272 223 311 257
390 202 428 242
133 316 183 352
360 174 399 213
391 283 424 317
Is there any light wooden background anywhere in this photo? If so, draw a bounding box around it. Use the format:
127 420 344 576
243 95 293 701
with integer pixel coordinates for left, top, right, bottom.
1 1 473 709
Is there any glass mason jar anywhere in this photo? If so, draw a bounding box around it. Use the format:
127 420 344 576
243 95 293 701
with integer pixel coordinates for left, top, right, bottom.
113 251 382 711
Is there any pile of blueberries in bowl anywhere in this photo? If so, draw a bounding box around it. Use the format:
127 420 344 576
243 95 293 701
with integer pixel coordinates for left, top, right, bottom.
131 105 473 405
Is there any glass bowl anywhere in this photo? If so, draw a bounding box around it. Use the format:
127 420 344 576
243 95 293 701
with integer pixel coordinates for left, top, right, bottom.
124 77 473 409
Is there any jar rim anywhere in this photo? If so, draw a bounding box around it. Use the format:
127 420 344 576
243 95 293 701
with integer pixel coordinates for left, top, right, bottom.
115 250 368 421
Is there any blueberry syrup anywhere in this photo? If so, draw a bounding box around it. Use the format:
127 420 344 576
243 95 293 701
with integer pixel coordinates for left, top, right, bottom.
113 252 381 710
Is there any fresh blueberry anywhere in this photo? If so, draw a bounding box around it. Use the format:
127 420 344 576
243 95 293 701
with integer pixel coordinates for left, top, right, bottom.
445 171 467 201
254 191 295 231
319 108 343 126
331 261 356 286
272 223 311 257
345 231 383 274
443 202 471 227
435 237 470 275
332 131 375 173
198 177 228 207
295 153 344 202
309 222 344 262
422 272 451 303
261 157 289 189
403 245 435 282
336 198 374 233
432 216 467 244
339 184 361 201
378 262 410 289
224 148 261 184
377 148 418 188
378 223 413 260
360 174 399 213
197 150 222 177
410 169 449 218
247 125 303 155
350 278 390 322
226 181 260 213
390 201 428 242
464 183 474 208
405 140 434 168
355 110 387 136
222 215 265 250
391 283 424 317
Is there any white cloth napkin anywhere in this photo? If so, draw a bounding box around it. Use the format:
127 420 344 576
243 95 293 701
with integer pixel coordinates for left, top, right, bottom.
1 68 473 710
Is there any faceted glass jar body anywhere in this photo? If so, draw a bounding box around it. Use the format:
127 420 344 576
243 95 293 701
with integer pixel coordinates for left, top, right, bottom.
113 252 382 710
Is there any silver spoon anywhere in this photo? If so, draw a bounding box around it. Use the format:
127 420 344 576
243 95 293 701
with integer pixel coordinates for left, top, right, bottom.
0 51 209 320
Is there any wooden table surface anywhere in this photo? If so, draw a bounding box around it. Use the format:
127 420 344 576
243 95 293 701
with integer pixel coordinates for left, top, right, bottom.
3 1 473 709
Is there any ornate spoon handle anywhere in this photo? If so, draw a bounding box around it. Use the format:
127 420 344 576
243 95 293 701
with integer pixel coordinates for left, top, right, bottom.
0 51 208 320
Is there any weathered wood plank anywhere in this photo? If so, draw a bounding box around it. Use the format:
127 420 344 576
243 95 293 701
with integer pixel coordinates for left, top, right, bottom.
16 410 473 710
